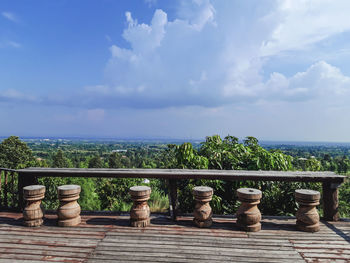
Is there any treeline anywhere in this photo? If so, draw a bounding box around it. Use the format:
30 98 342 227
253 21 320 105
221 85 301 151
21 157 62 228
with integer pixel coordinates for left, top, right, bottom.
0 135 349 217
19 135 350 173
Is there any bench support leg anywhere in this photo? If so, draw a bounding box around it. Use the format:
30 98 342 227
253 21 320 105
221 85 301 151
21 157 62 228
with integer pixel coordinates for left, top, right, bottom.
322 182 340 221
168 179 178 221
18 173 37 211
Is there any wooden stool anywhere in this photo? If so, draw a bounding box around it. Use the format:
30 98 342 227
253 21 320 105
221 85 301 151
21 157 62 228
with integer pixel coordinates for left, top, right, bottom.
192 186 213 228
57 185 81 227
295 189 320 232
129 186 151 227
23 185 45 227
236 188 262 232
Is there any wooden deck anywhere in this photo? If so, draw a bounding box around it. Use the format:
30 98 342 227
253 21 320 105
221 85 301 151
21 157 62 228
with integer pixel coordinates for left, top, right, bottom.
0 212 349 263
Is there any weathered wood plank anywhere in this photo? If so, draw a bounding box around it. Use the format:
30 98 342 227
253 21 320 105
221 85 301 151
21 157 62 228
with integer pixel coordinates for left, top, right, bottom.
301 252 350 260
102 233 251 243
297 248 350 254
291 240 350 245
103 231 345 241
304 258 348 263
0 254 86 262
293 243 350 249
102 225 343 236
0 225 108 235
95 243 295 253
105 229 248 238
0 230 105 239
0 242 93 253
0 236 99 247
102 234 338 245
99 238 293 247
0 248 90 259
2 212 350 263
0 260 59 263
88 257 305 263
90 250 303 260
17 168 345 182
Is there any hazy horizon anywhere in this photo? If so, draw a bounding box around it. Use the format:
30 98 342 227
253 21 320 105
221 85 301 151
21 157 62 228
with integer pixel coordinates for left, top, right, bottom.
2 134 350 146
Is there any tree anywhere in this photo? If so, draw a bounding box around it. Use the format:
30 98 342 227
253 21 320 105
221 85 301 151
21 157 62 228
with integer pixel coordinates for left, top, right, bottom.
88 154 104 168
199 135 246 170
0 136 34 169
336 156 350 173
52 149 71 168
172 143 208 169
108 152 123 168
199 135 292 171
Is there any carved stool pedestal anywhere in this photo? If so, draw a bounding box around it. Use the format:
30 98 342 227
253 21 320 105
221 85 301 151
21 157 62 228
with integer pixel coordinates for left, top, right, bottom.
57 185 81 227
129 186 151 227
23 185 45 227
236 188 262 232
295 189 320 232
192 186 213 228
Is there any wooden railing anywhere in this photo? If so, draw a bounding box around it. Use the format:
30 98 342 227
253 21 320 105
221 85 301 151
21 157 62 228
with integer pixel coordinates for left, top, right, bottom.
0 167 346 221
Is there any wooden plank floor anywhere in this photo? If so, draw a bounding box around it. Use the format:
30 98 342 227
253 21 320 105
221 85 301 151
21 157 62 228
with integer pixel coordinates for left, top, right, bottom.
0 212 349 263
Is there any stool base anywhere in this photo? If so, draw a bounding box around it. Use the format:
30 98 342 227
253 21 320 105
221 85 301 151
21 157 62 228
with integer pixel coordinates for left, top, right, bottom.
24 219 43 227
131 218 150 227
58 216 81 227
194 218 212 228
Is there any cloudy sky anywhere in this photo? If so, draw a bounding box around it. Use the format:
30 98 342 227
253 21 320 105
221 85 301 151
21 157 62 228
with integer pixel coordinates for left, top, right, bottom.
1 0 350 141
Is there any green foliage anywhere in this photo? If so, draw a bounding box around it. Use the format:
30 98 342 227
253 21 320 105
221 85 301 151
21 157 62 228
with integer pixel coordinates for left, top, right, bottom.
199 135 292 170
95 178 168 212
108 152 123 168
38 177 101 210
148 183 169 212
339 175 350 217
0 136 34 169
88 154 104 168
171 143 208 169
52 149 72 168
174 135 295 214
305 157 322 171
97 178 142 210
336 156 350 173
38 177 66 209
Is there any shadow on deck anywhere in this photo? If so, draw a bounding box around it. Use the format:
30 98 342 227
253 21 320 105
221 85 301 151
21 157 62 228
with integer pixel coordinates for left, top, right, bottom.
0 212 349 263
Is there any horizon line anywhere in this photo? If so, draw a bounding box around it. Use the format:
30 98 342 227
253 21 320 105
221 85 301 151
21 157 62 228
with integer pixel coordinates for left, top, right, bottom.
1 135 350 145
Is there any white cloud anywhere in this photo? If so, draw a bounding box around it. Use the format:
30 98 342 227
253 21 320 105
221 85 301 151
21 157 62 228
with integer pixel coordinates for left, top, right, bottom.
1 11 18 23
3 1 350 112
122 9 167 54
97 0 350 109
3 1 350 141
261 0 350 56
264 61 350 101
103 1 269 108
177 0 216 30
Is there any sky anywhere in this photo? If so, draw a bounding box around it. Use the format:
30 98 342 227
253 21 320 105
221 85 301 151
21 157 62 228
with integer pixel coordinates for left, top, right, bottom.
1 0 350 142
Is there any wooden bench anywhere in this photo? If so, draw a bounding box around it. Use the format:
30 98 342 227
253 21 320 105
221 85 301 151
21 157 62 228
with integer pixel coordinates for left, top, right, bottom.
15 168 346 221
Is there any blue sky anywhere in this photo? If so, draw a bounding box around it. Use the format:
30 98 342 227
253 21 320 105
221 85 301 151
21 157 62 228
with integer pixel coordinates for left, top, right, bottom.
2 0 350 141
